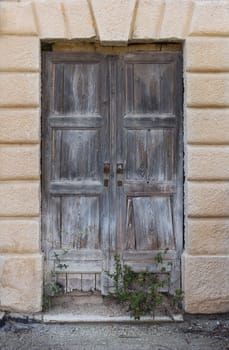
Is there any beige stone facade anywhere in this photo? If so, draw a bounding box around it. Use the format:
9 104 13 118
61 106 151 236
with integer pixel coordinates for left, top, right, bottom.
0 0 228 314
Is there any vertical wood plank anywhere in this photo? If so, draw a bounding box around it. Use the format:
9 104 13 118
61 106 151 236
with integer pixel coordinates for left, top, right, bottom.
81 274 96 292
52 129 62 180
67 273 82 292
53 63 64 114
56 273 67 293
160 63 175 113
95 273 101 291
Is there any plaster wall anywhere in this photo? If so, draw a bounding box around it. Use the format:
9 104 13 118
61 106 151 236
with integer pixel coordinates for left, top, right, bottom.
0 0 229 314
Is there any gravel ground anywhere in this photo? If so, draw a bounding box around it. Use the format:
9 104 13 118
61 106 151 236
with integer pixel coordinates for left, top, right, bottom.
0 314 229 350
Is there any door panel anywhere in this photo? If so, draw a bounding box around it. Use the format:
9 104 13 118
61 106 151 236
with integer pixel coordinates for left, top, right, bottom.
57 129 100 180
125 196 175 251
61 196 100 249
126 129 175 181
42 49 183 295
63 63 100 114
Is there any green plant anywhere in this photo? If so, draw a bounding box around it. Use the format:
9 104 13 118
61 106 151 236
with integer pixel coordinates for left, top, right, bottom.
108 251 184 319
43 279 63 310
43 251 69 310
53 251 68 269
108 254 169 319
172 288 184 309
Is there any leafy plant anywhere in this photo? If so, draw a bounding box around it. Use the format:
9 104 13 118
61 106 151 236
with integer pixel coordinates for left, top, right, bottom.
53 251 68 270
43 279 63 310
172 288 184 309
43 251 69 310
108 254 169 319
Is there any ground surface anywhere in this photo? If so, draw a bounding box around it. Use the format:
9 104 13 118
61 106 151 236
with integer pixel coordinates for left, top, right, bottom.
0 314 229 350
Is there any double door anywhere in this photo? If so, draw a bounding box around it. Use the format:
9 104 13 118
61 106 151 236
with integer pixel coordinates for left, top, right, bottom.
42 49 183 294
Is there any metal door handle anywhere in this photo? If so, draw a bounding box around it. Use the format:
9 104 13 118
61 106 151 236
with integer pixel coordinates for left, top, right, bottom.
116 163 124 174
104 163 110 187
104 163 110 175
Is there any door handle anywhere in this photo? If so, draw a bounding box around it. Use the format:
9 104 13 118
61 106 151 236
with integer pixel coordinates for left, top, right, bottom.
104 163 110 175
103 163 110 187
116 163 124 174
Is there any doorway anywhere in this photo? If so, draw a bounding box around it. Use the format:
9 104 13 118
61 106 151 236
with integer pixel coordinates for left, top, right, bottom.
42 45 183 297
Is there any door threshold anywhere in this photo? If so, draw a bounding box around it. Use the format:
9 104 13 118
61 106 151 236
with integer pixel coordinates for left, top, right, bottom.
43 313 183 324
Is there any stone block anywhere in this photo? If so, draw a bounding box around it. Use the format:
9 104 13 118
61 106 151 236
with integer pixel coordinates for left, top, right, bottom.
0 182 40 217
187 146 229 180
91 0 136 44
0 108 40 144
34 0 66 39
0 145 40 180
0 73 39 107
186 108 229 144
190 1 229 36
182 253 229 313
160 0 193 39
0 220 40 253
186 38 229 72
186 74 229 107
187 182 229 217
132 0 163 40
63 0 96 39
0 254 43 312
0 1 37 35
0 36 40 72
187 219 229 255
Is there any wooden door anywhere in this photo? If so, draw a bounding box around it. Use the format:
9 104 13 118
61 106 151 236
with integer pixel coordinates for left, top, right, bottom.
42 49 183 295
42 52 110 293
116 52 183 293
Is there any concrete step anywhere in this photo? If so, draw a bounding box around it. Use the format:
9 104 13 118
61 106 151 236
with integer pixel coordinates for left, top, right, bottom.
43 313 184 324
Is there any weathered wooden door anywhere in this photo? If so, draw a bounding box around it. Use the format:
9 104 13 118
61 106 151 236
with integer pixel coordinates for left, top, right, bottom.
42 49 183 295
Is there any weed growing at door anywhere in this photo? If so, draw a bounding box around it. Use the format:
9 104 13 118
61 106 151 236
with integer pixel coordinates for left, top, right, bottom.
108 253 183 319
43 251 69 310
43 278 63 310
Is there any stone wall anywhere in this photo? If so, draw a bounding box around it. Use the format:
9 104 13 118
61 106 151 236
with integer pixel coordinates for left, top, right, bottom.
0 0 228 314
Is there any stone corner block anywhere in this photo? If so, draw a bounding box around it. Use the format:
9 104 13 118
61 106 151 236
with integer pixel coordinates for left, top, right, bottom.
187 146 229 180
0 108 40 144
0 182 40 217
0 2 37 35
186 38 229 72
182 253 229 314
186 74 229 107
0 36 40 72
186 219 229 255
91 0 136 45
186 109 229 145
0 219 40 254
187 182 229 217
63 0 96 40
0 145 40 180
0 73 40 107
189 1 229 36
0 254 43 313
